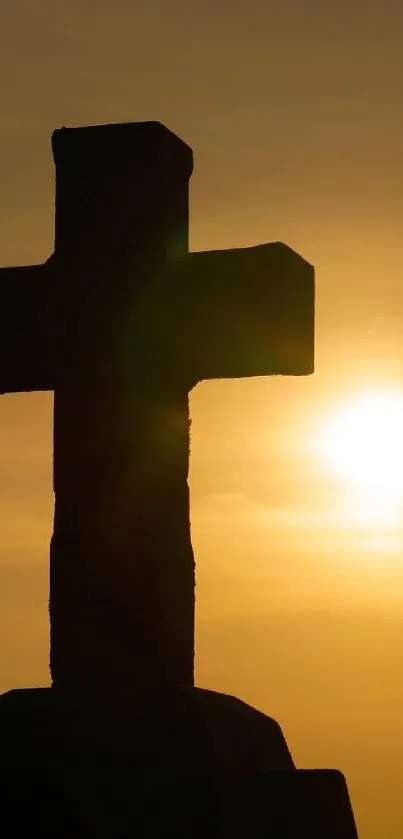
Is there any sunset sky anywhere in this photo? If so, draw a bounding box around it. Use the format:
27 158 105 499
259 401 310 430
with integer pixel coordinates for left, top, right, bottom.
1 1 403 835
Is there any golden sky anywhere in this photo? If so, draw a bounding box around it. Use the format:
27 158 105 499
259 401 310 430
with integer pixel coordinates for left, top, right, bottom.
1 2 403 835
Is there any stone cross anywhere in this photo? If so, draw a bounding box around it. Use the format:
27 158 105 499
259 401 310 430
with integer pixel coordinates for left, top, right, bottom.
0 122 314 697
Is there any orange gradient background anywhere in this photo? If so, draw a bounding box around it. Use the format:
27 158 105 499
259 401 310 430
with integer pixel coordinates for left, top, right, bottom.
1 2 403 836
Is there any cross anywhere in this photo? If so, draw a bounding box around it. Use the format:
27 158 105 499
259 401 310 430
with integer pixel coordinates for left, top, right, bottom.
0 122 314 698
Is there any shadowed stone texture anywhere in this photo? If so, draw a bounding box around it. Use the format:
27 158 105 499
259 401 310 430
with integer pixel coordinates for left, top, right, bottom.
0 121 359 837
0 122 314 694
0 687 358 838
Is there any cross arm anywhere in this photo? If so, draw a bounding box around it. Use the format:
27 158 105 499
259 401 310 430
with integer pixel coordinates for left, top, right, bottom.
162 243 314 385
0 263 55 394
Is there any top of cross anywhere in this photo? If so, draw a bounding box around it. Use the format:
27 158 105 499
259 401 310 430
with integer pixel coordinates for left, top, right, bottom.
51 121 193 265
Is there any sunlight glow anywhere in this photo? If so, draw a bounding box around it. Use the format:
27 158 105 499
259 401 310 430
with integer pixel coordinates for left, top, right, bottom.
317 389 403 524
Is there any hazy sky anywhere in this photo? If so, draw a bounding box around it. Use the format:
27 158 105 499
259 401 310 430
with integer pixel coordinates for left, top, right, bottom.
1 2 403 836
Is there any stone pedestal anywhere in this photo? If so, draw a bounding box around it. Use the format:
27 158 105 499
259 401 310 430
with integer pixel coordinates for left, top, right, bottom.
0 687 358 837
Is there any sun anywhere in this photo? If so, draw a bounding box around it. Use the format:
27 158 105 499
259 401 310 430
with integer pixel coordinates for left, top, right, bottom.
317 389 403 517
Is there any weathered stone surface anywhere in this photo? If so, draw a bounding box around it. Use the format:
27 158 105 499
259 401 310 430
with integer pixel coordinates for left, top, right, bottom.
0 122 358 835
0 687 358 837
0 123 314 692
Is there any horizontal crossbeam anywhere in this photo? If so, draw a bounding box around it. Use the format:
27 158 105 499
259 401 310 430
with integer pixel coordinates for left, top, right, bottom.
130 242 314 388
0 263 55 394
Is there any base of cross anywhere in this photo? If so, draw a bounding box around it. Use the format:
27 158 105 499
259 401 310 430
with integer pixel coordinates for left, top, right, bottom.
0 686 358 837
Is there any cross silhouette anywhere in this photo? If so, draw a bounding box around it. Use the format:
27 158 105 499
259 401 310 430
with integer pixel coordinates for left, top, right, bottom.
0 122 314 697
